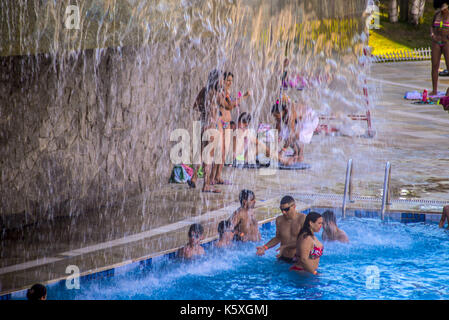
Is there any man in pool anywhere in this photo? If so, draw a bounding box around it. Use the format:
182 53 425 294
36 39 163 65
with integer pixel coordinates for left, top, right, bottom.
321 210 349 243
256 196 306 263
177 223 205 259
439 205 449 229
229 190 261 242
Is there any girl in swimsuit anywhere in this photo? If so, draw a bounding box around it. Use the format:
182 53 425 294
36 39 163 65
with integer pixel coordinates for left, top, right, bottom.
290 212 323 275
201 72 223 193
431 3 449 95
212 72 250 185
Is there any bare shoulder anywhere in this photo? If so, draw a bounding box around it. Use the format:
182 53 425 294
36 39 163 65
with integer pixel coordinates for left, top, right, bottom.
177 247 187 258
276 215 285 225
231 208 243 220
297 212 307 223
298 234 313 248
338 229 349 243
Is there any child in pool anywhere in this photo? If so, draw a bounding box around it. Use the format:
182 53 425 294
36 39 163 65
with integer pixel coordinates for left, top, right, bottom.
229 190 261 242
215 220 236 248
178 223 205 259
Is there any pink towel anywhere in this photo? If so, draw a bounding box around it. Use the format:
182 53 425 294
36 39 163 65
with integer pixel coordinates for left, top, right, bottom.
181 164 194 178
440 96 449 110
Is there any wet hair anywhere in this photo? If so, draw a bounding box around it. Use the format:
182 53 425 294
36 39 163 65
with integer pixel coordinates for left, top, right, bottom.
322 210 337 225
230 121 236 128
206 69 221 92
27 283 47 301
280 195 295 206
297 212 322 240
188 223 204 238
239 189 255 207
217 220 232 238
238 112 252 124
271 102 287 115
223 71 234 80
434 0 449 9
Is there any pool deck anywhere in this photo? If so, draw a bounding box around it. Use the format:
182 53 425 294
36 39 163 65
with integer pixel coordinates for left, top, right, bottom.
2 60 449 298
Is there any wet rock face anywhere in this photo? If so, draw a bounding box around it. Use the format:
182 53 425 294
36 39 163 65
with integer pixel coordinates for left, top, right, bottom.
0 46 193 219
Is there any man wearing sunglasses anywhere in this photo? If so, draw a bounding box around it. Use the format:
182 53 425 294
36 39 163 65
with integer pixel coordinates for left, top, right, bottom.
256 196 306 263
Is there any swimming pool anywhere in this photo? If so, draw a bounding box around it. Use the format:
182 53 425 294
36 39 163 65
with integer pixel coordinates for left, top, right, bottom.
43 215 449 300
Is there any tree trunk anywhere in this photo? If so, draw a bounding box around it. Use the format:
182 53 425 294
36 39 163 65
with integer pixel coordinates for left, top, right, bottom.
418 0 426 20
409 0 425 25
389 0 399 23
399 0 409 22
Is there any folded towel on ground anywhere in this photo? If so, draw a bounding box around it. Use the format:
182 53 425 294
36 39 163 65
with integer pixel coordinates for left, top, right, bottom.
404 91 445 100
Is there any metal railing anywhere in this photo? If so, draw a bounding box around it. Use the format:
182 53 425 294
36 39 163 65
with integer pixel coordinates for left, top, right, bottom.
380 162 392 220
341 160 393 220
342 159 353 219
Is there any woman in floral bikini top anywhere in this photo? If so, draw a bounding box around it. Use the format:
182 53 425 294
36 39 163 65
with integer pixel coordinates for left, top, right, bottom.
290 212 324 275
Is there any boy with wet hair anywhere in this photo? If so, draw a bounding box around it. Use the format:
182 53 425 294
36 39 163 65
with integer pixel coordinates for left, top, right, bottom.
256 195 306 262
215 220 235 248
178 223 205 259
229 190 261 242
27 283 47 300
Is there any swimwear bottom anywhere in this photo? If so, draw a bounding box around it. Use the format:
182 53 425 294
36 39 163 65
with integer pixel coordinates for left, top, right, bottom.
278 256 295 264
434 40 447 48
221 120 230 129
289 265 305 271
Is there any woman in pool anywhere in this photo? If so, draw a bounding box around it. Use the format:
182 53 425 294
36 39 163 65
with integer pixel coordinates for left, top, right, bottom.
321 210 349 243
430 2 449 95
290 212 323 275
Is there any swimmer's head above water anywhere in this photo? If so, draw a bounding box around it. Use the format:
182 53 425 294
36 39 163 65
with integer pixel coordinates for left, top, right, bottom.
322 210 337 226
217 220 234 240
298 212 323 240
280 195 297 219
239 189 255 209
188 223 205 245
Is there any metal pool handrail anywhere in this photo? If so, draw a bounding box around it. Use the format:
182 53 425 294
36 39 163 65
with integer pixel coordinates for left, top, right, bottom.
381 162 392 220
342 159 353 218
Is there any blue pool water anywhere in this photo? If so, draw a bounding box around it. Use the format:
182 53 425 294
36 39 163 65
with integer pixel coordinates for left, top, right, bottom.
48 217 449 300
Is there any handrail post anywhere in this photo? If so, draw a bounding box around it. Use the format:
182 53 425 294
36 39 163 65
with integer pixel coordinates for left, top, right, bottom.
381 162 391 220
349 161 354 203
342 159 353 219
386 163 392 205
